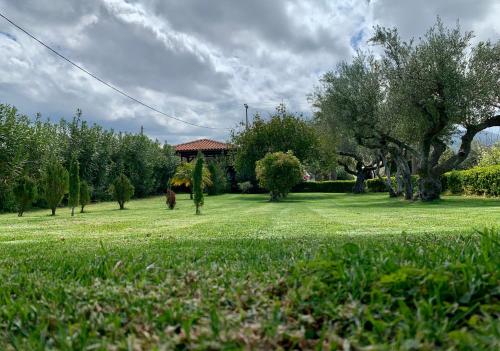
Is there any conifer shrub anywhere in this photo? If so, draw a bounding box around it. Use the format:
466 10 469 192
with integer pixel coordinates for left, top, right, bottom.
43 157 69 216
110 174 134 210
207 159 228 195
13 176 37 217
193 152 204 214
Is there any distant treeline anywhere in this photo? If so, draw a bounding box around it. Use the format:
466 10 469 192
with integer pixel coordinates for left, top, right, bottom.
0 104 180 212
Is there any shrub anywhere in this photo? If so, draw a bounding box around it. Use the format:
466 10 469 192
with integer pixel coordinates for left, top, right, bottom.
256 151 303 201
293 180 356 193
207 159 228 195
442 165 500 196
79 181 91 213
366 176 419 193
238 181 253 193
68 154 80 216
13 176 37 217
43 157 69 216
447 170 463 194
166 189 176 210
193 152 204 214
110 174 134 210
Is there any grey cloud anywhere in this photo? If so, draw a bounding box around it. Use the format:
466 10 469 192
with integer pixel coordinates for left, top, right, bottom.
0 0 498 144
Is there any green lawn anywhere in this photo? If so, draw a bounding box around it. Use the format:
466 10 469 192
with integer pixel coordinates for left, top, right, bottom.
0 193 499 350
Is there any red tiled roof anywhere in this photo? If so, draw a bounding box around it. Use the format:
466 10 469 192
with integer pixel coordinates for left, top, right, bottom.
175 139 230 152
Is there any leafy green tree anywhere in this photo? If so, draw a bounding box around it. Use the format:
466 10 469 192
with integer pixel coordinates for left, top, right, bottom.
256 151 303 201
110 174 134 210
68 154 80 216
13 176 37 217
43 157 69 216
371 19 500 200
79 181 91 213
192 152 204 214
232 104 319 183
478 143 500 167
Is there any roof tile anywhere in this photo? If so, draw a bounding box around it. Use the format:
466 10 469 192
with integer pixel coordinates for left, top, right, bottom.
175 139 230 152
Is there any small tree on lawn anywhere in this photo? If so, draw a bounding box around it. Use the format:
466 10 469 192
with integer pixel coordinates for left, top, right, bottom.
192 152 204 214
68 154 80 216
79 181 91 213
13 176 37 217
110 173 134 210
171 161 212 199
256 151 303 201
43 157 69 216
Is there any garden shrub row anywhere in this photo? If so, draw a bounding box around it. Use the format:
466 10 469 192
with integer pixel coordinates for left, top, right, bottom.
442 165 500 196
293 180 356 193
294 166 499 196
366 175 419 193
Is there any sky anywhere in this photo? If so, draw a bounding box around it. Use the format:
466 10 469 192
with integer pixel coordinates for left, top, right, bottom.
0 0 499 144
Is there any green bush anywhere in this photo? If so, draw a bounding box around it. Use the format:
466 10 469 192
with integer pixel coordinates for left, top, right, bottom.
238 181 253 193
13 176 37 217
442 165 500 196
207 159 228 195
293 180 356 193
256 151 303 201
366 175 419 193
446 170 463 194
110 174 134 210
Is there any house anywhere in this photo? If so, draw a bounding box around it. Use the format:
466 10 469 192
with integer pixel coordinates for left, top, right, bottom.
175 138 236 189
175 138 231 162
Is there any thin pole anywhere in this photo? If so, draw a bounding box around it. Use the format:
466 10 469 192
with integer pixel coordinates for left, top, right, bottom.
244 103 249 129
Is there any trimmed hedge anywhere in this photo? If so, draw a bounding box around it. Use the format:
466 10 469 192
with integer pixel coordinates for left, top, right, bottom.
294 166 499 196
366 175 419 193
293 180 356 193
442 165 500 196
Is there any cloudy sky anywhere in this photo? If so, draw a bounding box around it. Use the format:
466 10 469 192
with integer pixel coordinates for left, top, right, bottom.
1 0 499 144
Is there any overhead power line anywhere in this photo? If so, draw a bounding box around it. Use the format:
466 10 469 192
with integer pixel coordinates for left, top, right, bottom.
0 11 228 130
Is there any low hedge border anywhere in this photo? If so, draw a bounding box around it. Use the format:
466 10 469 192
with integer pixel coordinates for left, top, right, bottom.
442 165 500 196
294 166 499 196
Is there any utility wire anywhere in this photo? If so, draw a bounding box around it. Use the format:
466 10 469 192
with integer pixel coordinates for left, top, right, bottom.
0 11 228 130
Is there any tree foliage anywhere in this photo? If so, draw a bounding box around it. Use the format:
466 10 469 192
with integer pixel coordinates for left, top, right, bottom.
13 176 37 217
232 104 319 183
110 174 134 210
256 151 303 201
314 19 500 201
43 157 69 216
0 105 179 212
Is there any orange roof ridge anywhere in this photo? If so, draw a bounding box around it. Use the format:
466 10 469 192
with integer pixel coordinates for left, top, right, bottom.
175 138 230 152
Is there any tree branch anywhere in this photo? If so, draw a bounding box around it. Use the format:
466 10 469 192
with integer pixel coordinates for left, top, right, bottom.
436 114 500 173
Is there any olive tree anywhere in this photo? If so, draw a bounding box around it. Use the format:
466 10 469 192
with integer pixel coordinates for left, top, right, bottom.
372 19 500 200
